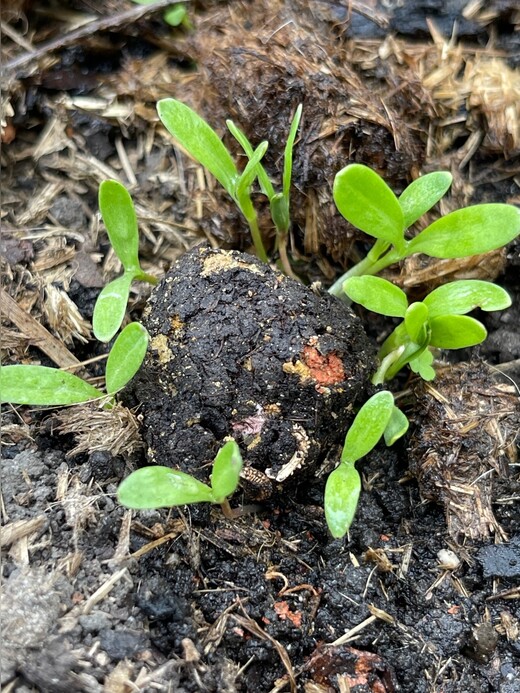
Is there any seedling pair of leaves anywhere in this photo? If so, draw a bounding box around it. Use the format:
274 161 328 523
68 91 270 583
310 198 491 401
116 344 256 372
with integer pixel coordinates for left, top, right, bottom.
0 321 149 407
157 98 302 272
325 391 409 539
93 180 157 343
117 439 243 517
0 181 151 408
328 164 520 297
344 277 512 383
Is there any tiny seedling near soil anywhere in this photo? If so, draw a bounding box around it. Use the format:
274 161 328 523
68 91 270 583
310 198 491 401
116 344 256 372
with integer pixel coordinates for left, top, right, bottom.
325 391 409 539
157 98 268 262
117 439 243 518
157 99 302 269
131 0 191 28
94 180 157 342
344 277 512 383
0 322 149 406
227 105 302 278
328 164 520 297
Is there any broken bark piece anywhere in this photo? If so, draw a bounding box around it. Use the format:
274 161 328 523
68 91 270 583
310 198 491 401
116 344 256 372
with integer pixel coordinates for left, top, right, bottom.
408 361 519 540
127 245 375 499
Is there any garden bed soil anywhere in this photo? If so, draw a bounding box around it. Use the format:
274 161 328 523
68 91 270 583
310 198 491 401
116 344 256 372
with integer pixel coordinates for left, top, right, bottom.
2 2 520 692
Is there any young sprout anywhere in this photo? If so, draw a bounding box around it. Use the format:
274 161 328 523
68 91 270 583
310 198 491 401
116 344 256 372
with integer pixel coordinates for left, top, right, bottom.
325 391 408 539
117 439 243 518
157 99 303 271
227 105 303 278
0 322 149 407
94 180 157 342
157 98 269 262
328 164 520 298
343 276 512 383
131 1 191 28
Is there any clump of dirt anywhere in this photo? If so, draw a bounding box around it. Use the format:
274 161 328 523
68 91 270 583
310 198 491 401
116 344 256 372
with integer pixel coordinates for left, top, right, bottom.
409 361 519 540
126 244 375 499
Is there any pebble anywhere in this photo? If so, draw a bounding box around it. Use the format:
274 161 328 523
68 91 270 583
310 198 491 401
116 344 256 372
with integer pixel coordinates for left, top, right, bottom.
99 628 150 661
79 611 111 633
437 549 461 570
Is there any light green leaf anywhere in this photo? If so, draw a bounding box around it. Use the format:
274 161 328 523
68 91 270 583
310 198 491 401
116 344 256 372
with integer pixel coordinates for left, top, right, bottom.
226 120 275 199
399 172 452 228
407 204 520 258
236 141 268 201
93 273 135 343
404 302 429 344
429 315 487 349
423 280 512 318
342 391 395 464
163 4 187 26
99 180 140 273
158 99 238 196
117 466 214 509
270 193 289 234
105 322 149 394
343 276 408 317
0 365 103 405
325 464 361 539
384 406 409 446
381 341 429 382
210 439 243 503
333 164 405 247
409 349 436 381
378 322 408 360
282 104 302 198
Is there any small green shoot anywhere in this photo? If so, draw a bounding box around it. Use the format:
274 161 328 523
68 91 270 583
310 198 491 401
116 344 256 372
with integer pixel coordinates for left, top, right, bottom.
343 277 512 383
131 0 191 29
117 439 243 514
227 105 302 277
105 322 150 395
0 364 104 406
94 181 157 342
329 164 520 297
325 391 408 538
0 322 149 406
157 99 303 269
157 98 268 261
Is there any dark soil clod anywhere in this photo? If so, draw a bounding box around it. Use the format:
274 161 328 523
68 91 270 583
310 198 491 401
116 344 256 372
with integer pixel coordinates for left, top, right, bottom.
128 245 375 498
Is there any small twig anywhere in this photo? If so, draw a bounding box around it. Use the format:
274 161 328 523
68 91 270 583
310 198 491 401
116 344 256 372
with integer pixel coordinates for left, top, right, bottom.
329 614 377 646
2 0 178 79
0 287 80 368
0 20 35 52
232 608 297 693
81 567 129 614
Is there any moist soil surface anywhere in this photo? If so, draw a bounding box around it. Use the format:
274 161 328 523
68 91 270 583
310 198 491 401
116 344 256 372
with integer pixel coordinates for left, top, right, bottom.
2 2 520 693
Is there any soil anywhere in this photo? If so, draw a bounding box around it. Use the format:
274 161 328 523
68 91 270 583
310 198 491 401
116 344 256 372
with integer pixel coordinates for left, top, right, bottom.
1 2 520 693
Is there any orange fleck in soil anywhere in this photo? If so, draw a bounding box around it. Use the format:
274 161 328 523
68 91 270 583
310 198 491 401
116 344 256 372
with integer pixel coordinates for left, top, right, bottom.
274 601 303 628
301 345 345 385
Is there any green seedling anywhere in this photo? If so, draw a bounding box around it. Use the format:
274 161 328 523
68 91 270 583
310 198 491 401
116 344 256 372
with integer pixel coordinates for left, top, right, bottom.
0 322 149 406
158 98 269 261
117 439 243 518
131 0 191 28
328 164 520 297
344 276 512 383
94 180 157 342
325 391 408 538
227 105 302 278
157 99 302 268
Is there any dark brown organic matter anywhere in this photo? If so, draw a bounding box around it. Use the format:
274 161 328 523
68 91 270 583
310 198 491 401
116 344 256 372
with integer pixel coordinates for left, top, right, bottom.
2 2 520 691
127 245 375 498
409 361 519 540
